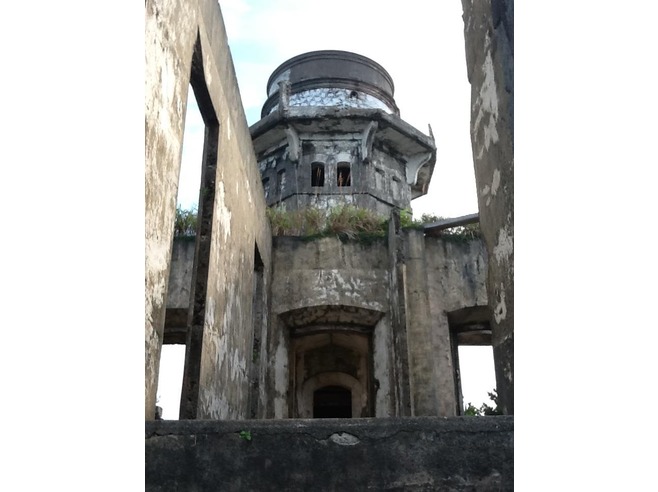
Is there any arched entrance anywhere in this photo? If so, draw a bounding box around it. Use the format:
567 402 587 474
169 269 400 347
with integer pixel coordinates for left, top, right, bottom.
313 386 352 418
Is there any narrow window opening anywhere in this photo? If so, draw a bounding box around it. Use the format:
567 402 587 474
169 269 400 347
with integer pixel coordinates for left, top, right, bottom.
276 169 286 198
249 245 265 419
311 162 325 187
313 386 352 418
337 162 351 187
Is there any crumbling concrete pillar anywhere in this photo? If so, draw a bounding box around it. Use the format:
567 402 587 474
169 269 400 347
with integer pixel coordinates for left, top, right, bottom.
404 229 440 415
461 0 514 414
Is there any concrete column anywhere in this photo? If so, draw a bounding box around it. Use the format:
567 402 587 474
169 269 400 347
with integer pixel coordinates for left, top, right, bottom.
403 229 439 415
387 213 412 416
462 0 514 414
430 312 459 416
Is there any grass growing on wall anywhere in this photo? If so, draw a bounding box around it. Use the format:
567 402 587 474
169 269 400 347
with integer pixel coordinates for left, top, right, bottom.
174 205 198 237
174 204 480 241
267 205 388 239
267 205 480 240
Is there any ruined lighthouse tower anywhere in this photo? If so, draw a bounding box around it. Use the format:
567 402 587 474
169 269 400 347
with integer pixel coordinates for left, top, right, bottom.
250 50 437 216
246 51 486 420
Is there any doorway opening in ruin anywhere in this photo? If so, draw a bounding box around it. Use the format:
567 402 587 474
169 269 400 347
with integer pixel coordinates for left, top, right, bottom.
448 306 497 415
313 386 352 418
282 305 382 418
457 346 496 413
290 330 372 418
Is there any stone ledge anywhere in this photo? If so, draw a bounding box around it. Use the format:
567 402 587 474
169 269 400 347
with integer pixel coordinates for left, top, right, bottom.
146 416 513 491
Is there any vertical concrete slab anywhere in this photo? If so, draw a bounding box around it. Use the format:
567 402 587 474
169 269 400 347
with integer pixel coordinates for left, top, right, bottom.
146 0 272 421
387 213 412 416
462 0 514 414
144 0 198 420
425 237 489 416
402 229 440 415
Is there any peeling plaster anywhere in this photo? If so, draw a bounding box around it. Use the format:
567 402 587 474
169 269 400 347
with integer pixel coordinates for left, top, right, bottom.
306 270 384 310
493 228 513 265
215 182 232 242
493 285 507 323
491 169 501 196
473 48 499 161
504 361 513 383
273 332 288 418
145 15 182 161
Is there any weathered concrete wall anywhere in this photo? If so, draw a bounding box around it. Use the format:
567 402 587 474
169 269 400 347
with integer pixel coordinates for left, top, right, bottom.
145 0 198 420
462 0 514 414
146 417 514 491
145 0 272 420
268 236 390 418
426 236 488 415
403 231 488 417
266 232 487 419
165 238 195 309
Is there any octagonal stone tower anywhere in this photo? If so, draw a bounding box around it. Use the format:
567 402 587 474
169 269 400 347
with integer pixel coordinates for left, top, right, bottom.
250 50 437 217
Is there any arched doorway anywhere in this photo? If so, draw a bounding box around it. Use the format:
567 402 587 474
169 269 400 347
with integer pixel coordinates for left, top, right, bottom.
313 386 352 418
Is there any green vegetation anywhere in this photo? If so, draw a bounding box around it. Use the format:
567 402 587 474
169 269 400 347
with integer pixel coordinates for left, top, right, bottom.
174 204 480 241
238 430 252 441
463 389 502 416
174 205 198 237
266 205 481 240
267 204 388 239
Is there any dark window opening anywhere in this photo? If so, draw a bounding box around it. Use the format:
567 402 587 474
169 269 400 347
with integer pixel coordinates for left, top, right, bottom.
313 386 352 418
337 162 351 187
311 162 325 187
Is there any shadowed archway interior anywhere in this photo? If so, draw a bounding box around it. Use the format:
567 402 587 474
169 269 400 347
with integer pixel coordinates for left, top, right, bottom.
313 386 352 418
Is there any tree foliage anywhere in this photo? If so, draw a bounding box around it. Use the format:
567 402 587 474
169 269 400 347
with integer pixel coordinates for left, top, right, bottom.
463 389 502 416
174 205 198 237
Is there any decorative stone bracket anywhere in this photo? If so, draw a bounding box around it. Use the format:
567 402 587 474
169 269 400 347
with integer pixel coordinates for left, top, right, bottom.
285 126 300 163
360 121 378 164
405 152 433 186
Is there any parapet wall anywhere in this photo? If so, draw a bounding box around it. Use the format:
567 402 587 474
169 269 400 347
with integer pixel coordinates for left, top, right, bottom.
145 416 514 491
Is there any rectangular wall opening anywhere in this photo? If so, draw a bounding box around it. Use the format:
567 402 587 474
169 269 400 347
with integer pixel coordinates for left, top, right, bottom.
447 307 497 416
157 45 208 419
311 162 325 187
177 33 220 420
249 245 265 419
337 162 351 187
456 345 497 415
156 344 186 419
